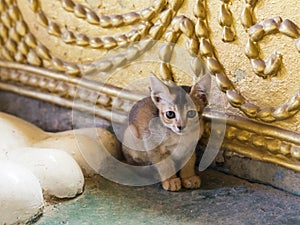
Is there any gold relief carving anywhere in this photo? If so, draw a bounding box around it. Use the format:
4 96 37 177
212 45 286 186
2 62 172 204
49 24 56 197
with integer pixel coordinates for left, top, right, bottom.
0 0 300 172
0 0 299 122
158 15 202 80
203 112 300 172
4 0 179 76
59 0 167 27
1 61 299 173
85 1 185 80
0 61 143 122
218 0 236 42
245 17 300 79
0 0 81 75
189 0 300 123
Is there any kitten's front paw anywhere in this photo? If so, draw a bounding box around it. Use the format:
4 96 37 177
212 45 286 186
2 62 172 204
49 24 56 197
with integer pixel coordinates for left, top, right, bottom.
162 177 182 191
182 175 201 189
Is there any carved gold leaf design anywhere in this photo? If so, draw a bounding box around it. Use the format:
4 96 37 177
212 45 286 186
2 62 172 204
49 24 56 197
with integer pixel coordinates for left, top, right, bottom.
0 0 299 123
0 0 299 178
83 1 184 81
203 111 300 172
218 1 236 42
59 0 167 27
158 15 203 80
0 61 144 121
192 0 300 123
245 17 299 79
29 1 155 49
0 0 82 75
1 60 299 172
14 0 186 78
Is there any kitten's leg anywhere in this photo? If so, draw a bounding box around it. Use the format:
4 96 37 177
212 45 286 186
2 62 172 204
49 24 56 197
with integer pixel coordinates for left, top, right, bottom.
157 160 181 191
180 152 201 189
151 153 181 191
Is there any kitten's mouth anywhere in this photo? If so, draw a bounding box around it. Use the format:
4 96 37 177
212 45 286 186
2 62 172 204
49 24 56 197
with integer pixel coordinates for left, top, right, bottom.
174 129 186 135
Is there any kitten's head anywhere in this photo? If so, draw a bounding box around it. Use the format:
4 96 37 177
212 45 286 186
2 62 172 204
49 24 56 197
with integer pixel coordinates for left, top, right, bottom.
150 73 210 135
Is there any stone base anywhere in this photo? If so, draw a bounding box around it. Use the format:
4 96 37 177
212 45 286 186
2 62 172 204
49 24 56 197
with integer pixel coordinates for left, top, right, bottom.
214 150 300 196
37 169 300 225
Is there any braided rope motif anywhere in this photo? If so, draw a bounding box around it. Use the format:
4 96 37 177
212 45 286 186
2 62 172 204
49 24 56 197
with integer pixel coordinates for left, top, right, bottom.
218 0 236 42
192 0 300 122
0 0 81 75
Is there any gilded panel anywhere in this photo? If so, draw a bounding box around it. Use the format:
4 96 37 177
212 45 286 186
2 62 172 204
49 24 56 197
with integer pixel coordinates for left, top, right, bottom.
0 0 299 171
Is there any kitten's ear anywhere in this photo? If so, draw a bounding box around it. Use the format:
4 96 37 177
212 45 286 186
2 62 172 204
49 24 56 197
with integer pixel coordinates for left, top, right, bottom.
149 73 171 106
190 73 211 109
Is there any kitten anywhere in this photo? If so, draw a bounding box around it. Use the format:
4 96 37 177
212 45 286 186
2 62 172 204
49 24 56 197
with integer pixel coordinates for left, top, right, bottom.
122 73 210 191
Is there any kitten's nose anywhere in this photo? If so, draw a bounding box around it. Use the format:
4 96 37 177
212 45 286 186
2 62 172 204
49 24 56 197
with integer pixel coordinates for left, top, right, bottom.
177 125 185 131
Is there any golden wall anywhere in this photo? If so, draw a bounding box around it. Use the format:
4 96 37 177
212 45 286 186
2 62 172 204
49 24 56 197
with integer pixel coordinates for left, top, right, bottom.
0 0 299 172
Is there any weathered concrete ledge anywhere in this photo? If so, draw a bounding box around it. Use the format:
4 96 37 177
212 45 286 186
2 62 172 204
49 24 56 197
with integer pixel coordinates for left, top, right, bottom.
214 150 300 196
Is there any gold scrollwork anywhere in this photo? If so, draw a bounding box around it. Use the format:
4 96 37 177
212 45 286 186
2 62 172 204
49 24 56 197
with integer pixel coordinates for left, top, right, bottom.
0 0 299 123
0 2 299 126
159 15 201 80
241 1 300 78
86 1 182 78
0 61 144 122
0 0 300 174
218 0 236 42
192 0 300 123
1 0 185 77
0 0 81 76
245 17 300 78
33 0 164 48
59 0 167 27
203 111 300 172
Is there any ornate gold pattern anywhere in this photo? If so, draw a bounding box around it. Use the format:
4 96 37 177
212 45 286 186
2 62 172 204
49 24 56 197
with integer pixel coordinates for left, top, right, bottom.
0 61 144 122
33 0 160 48
241 1 300 79
85 2 182 77
189 0 300 123
0 0 299 172
159 15 202 80
218 0 236 42
2 0 298 123
59 0 166 27
245 17 300 78
1 61 300 172
203 112 300 172
0 0 81 75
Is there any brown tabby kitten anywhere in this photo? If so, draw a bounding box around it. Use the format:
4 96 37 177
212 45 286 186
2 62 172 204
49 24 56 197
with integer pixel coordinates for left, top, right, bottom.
122 73 210 191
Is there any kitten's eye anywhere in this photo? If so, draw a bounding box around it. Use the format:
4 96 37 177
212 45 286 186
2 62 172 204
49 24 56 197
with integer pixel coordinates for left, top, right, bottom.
187 110 197 118
165 111 176 119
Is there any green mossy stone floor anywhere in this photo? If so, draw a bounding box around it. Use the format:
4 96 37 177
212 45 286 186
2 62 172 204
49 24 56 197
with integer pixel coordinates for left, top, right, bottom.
37 170 300 225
